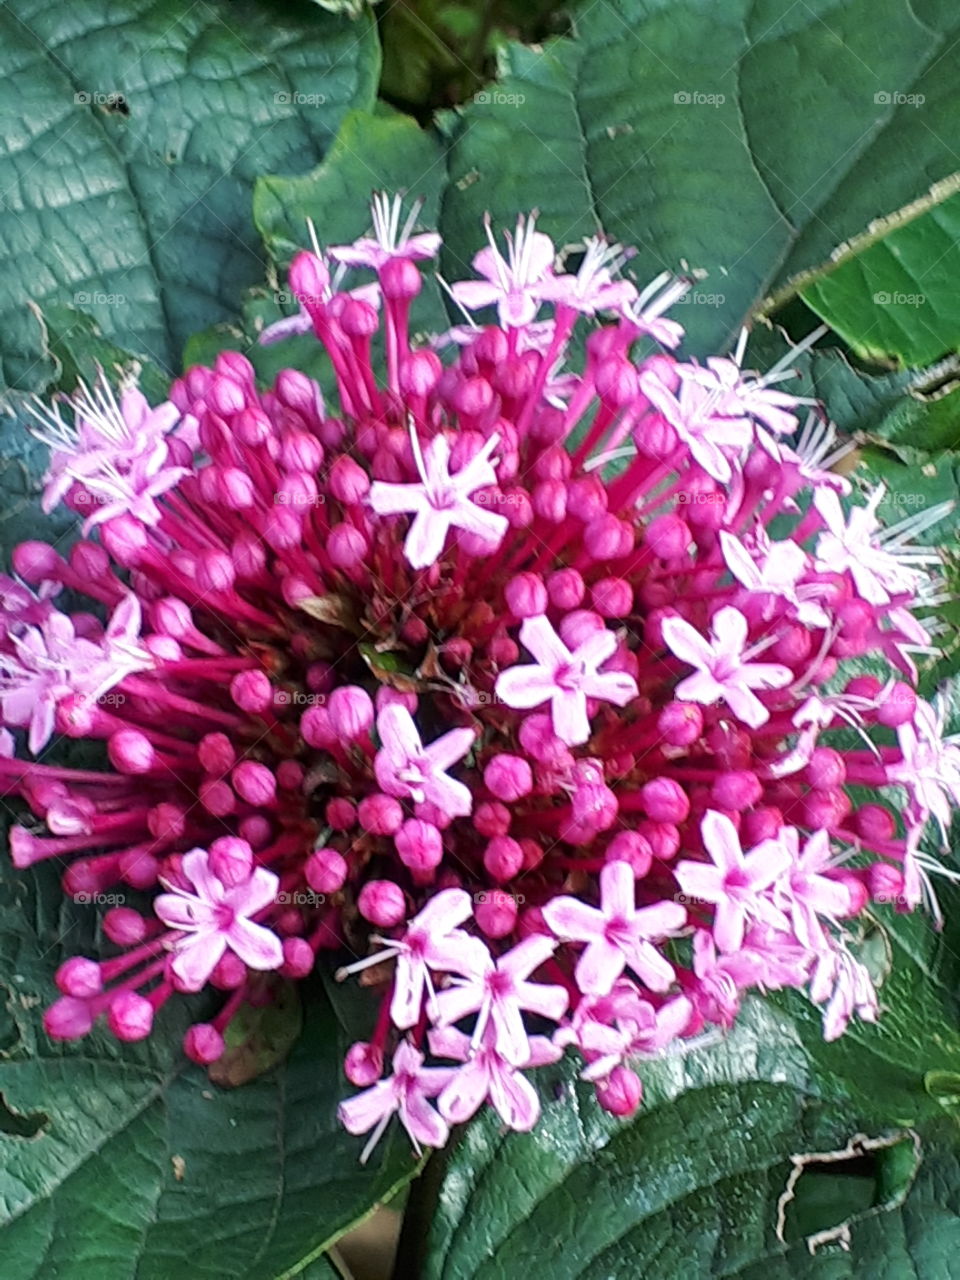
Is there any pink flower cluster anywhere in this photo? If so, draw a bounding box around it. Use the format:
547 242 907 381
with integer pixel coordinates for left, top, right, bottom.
2 196 957 1159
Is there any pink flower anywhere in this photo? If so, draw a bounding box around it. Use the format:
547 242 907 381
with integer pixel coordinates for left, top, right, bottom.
675 811 791 952
662 606 792 729
374 704 476 818
338 1040 455 1162
329 193 441 269
813 487 922 604
495 615 638 746
809 941 878 1042
777 828 852 947
429 1023 561 1131
450 214 556 327
887 699 960 835
154 847 284 990
639 365 755 482
29 376 186 531
543 861 686 995
432 934 568 1065
337 888 487 1029
534 238 638 316
368 431 507 569
719 529 829 628
0 593 151 753
675 356 802 436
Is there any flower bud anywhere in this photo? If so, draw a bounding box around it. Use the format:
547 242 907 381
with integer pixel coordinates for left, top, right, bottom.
184 1023 226 1064
107 991 154 1041
595 1066 642 1116
484 754 533 802
357 880 406 927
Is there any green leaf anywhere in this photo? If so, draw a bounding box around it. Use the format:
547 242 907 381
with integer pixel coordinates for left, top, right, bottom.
803 184 960 367
0 0 379 390
437 0 960 356
411 884 960 1279
207 980 304 1088
0 855 419 1279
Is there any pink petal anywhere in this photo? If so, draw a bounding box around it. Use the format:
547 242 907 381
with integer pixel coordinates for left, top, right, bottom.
722 682 769 728
413 887 473 934
516 980 568 1022
181 849 226 904
154 892 216 931
378 705 423 763
226 865 280 917
424 726 476 773
701 810 745 872
449 279 503 312
541 895 606 943
625 940 675 992
551 689 591 746
171 931 227 990
432 984 484 1027
390 954 426 1029
495 665 558 709
401 1092 449 1150
582 669 638 707
519 615 570 669
600 860 636 918
339 1081 397 1135
499 934 556 979
226 917 284 971
491 997 530 1065
714 899 746 953
488 1063 541 1131
422 771 474 819
661 615 714 669
427 1026 472 1062
632 900 686 938
404 510 451 569
368 481 427 517
674 860 723 905
437 1059 490 1124
576 938 627 996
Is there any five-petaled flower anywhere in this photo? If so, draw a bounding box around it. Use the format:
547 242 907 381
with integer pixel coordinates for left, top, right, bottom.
374 704 476 818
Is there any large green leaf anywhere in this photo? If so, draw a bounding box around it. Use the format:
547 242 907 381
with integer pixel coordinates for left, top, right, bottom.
435 0 960 356
411 893 960 1280
0 855 418 1279
0 0 379 390
803 186 960 367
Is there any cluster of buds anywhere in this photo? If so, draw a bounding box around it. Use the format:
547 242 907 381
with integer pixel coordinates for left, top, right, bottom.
2 194 956 1159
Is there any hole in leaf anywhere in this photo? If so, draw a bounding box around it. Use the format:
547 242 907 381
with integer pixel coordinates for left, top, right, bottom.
0 1092 49 1138
777 1132 920 1249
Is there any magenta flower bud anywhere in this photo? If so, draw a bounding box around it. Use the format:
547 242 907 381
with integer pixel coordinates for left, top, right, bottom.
804 788 851 830
559 609 606 650
210 952 247 990
867 861 905 903
100 515 148 566
519 838 545 872
484 754 533 803
657 701 703 747
395 819 444 874
833 873 868 916
195 548 235 593
148 802 187 841
518 714 571 767
380 255 422 300
339 297 379 337
230 669 273 713
208 836 255 888
532 479 567 524
327 523 369 570
474 801 512 838
806 748 846 790
488 633 520 666
344 1041 384 1087
640 778 689 824
328 685 374 739
184 1023 226 1065
584 514 633 561
306 847 348 894
329 455 370 504
326 797 357 831
280 430 324 473
108 991 154 1042
289 249 330 312
358 793 404 836
483 836 524 883
302 705 336 748
399 350 442 400
215 349 255 387
103 907 147 946
634 413 678 459
475 889 518 939
505 573 548 618
452 376 495 420
12 540 63 582
357 879 406 927
239 815 273 850
199 778 235 817
232 533 267 578
44 996 93 1041
639 820 681 861
595 357 639 405
606 831 653 878
741 807 783 845
534 445 572 483
208 375 247 416
108 729 155 775
70 540 110 579
232 761 277 806
198 731 237 776
591 577 633 618
645 513 691 560
375 686 418 715
845 674 883 702
855 804 897 843
572 782 619 832
877 682 916 727
773 624 812 664
281 937 315 979
710 771 762 812
595 1066 643 1117
565 475 607 523
275 368 324 419
55 956 103 999
547 567 585 609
